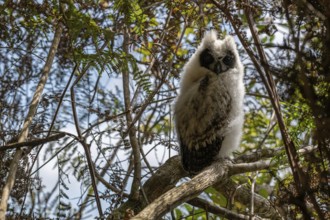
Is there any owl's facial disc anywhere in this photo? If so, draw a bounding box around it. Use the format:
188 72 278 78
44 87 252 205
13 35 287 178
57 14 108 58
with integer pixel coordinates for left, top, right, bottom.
200 49 235 75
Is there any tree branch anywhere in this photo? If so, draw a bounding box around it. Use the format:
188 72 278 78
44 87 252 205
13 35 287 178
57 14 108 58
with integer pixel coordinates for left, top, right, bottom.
213 178 283 219
110 155 185 219
0 133 66 151
114 144 317 219
122 26 142 201
131 159 271 220
235 144 318 163
70 69 103 216
95 171 129 197
243 0 304 194
187 197 251 220
0 22 63 219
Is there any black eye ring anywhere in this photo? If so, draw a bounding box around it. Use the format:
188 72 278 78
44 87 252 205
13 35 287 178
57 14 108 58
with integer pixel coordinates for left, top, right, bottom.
200 49 214 68
222 51 235 67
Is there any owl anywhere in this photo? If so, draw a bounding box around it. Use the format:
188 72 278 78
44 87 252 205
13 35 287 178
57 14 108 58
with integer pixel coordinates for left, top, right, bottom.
173 30 245 174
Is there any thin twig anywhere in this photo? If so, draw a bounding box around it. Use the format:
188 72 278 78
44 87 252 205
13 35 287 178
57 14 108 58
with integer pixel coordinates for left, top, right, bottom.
30 132 79 176
249 172 258 220
94 172 129 197
70 68 103 216
0 133 66 151
188 197 250 220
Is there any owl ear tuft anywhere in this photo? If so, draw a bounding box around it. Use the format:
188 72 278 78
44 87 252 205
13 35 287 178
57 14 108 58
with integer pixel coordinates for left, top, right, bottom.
202 30 217 45
223 35 236 49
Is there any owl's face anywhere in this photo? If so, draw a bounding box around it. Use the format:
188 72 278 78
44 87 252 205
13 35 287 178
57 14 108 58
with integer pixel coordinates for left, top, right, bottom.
199 48 235 75
199 33 237 75
180 31 243 94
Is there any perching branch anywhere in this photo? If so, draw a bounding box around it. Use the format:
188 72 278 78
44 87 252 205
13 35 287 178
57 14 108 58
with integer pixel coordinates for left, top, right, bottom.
131 159 271 220
112 150 288 220
110 155 185 219
114 143 317 219
0 22 63 219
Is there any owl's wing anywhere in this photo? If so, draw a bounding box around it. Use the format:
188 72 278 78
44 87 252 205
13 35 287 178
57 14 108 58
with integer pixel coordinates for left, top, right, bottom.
176 76 232 174
180 136 224 174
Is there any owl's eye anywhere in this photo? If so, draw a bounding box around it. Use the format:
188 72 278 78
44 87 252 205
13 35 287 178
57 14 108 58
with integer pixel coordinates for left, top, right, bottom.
222 51 235 67
200 49 214 68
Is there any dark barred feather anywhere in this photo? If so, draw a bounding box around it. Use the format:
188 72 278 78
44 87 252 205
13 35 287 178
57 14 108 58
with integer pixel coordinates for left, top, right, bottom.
180 137 224 174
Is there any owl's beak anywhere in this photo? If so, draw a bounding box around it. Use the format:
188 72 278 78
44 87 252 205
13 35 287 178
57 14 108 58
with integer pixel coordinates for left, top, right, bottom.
214 62 222 75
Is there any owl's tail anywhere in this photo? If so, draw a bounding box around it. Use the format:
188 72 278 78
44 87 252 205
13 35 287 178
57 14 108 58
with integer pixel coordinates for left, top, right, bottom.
180 137 223 174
